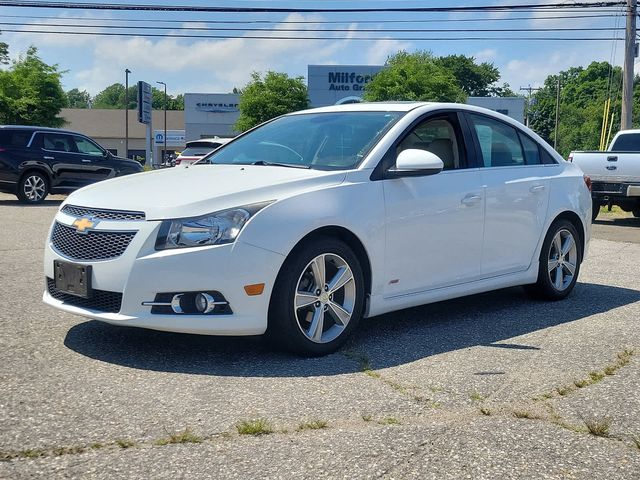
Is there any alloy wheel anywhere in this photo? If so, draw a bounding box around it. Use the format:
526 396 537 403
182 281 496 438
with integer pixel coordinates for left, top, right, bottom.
294 253 356 344
23 175 46 202
547 229 578 291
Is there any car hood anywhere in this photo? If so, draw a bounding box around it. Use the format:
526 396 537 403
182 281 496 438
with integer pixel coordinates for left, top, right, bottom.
63 164 347 220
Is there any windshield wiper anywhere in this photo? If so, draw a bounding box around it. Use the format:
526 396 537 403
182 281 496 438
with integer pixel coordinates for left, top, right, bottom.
251 160 310 169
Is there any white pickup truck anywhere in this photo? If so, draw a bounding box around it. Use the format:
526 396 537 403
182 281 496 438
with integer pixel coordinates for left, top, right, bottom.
569 129 640 221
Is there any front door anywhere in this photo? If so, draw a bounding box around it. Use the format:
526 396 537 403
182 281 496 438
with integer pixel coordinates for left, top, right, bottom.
383 113 485 297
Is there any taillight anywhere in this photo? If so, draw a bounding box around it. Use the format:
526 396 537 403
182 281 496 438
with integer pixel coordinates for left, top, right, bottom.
568 154 573 162
584 175 592 192
175 158 181 165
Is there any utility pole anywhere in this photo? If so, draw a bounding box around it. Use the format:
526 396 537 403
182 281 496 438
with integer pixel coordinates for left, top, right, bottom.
621 0 637 130
125 68 131 159
520 85 540 127
554 78 561 150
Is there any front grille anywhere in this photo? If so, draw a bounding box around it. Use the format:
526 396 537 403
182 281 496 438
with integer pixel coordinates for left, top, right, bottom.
51 222 136 261
62 204 146 221
47 278 122 313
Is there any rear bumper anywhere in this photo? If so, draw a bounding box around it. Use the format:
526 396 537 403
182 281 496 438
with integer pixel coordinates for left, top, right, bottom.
591 181 640 200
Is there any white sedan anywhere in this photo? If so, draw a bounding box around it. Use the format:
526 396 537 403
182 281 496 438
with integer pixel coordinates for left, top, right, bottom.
43 103 591 356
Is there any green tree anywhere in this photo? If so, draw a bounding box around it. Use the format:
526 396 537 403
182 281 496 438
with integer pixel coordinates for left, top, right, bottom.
529 61 625 157
235 71 309 132
65 88 92 108
93 83 183 110
0 41 8 65
363 51 466 103
435 54 504 97
0 46 66 127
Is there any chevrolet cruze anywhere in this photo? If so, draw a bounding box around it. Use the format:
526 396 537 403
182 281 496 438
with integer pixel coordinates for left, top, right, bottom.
43 103 591 356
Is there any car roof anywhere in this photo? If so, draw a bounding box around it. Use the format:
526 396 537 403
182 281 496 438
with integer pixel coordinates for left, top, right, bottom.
0 125 84 135
187 138 233 144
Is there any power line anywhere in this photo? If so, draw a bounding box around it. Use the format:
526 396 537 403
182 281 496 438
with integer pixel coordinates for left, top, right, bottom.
0 21 625 33
0 28 621 41
0 1 626 13
0 12 624 25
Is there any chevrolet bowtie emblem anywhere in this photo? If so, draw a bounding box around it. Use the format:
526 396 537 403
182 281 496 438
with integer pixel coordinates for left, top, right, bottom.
72 217 98 233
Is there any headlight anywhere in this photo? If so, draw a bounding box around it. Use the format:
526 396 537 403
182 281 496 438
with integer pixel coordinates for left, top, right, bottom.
155 202 271 250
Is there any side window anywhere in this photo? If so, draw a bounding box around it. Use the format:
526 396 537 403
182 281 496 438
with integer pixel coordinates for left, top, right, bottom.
42 134 76 153
519 133 541 165
73 136 104 156
541 149 558 165
468 114 524 167
397 118 462 170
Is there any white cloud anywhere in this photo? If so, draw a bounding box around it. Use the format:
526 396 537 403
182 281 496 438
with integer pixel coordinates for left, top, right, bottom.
365 39 412 65
474 49 498 63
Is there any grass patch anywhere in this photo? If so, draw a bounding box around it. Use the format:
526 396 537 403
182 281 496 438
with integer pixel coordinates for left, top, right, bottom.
632 436 640 450
115 439 135 449
556 385 574 396
581 415 611 438
90 442 105 450
21 449 46 459
574 379 589 388
155 428 202 446
362 414 373 422
296 420 328 432
589 371 605 383
513 410 540 420
236 419 274 436
470 392 484 402
378 416 401 425
480 407 492 416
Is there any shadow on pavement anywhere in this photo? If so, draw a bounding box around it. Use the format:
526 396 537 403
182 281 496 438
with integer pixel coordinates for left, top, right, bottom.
64 282 640 378
0 199 63 207
594 216 640 228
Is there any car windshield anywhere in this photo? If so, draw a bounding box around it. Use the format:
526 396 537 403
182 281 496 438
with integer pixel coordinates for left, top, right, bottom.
202 111 404 170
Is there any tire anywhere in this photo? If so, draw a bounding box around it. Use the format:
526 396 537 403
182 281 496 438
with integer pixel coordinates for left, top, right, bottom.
17 171 49 204
266 236 365 356
591 199 601 222
633 209 640 218
525 219 582 301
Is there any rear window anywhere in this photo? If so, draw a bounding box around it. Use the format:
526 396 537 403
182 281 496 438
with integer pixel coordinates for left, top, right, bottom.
179 146 217 157
0 130 31 148
610 133 640 151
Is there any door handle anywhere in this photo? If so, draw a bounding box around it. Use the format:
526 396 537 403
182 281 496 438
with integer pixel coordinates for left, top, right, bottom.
530 185 546 193
607 156 618 162
461 194 482 206
43 156 54 160
82 159 92 163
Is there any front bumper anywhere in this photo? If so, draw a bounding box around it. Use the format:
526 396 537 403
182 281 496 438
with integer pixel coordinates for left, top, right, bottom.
43 211 285 335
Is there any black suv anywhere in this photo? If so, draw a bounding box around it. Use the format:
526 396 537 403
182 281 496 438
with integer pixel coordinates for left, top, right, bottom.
0 126 144 204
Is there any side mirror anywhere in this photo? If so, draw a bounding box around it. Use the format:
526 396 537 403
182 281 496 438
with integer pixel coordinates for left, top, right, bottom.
388 149 444 177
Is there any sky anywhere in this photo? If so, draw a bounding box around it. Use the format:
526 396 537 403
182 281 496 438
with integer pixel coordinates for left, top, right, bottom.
0 0 630 97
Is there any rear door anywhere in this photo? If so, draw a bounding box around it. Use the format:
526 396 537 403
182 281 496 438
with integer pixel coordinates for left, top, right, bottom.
465 112 553 277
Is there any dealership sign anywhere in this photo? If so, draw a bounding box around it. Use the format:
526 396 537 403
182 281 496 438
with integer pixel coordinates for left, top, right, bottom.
327 71 376 92
195 102 239 113
153 130 185 146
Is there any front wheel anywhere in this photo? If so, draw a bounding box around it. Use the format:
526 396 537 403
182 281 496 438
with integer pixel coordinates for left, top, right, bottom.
17 172 49 204
525 220 582 301
267 237 365 356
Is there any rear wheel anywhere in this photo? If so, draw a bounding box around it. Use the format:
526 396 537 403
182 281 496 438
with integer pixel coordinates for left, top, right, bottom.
267 237 365 356
17 172 49 204
525 219 582 300
633 209 640 218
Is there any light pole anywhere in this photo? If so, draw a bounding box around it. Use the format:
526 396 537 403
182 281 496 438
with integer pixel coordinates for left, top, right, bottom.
156 81 167 165
125 68 131 158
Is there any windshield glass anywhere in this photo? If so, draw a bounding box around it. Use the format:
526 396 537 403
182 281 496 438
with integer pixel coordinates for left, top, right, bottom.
203 111 404 170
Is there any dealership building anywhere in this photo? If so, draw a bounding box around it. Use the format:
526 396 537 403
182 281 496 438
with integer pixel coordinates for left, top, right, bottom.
59 64 524 163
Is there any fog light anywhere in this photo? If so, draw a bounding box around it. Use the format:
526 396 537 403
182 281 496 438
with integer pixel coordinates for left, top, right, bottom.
195 292 217 314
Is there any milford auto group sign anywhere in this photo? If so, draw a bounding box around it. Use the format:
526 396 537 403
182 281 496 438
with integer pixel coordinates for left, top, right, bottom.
327 71 377 92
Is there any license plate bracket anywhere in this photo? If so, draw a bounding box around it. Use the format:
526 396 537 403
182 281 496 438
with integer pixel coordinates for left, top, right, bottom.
54 260 92 298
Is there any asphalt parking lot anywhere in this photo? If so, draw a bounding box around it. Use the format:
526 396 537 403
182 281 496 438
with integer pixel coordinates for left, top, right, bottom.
0 192 639 479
